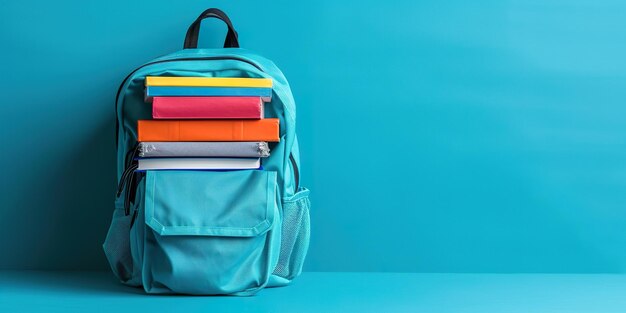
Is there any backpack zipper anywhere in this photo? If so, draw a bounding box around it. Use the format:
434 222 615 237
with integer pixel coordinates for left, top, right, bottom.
128 171 145 228
117 163 138 215
116 143 139 196
290 153 299 191
117 144 140 215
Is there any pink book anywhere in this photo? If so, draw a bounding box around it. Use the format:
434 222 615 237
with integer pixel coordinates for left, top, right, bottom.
152 96 264 119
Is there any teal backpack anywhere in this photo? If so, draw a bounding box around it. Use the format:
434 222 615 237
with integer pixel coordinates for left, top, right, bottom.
103 8 310 295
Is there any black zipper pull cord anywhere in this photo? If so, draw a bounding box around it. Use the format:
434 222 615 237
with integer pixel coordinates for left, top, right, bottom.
124 168 138 216
115 144 141 215
127 171 145 221
128 171 144 206
116 144 141 197
124 142 140 168
124 174 132 215
116 163 137 197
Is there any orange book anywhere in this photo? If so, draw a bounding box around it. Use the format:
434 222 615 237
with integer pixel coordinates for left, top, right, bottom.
137 119 280 142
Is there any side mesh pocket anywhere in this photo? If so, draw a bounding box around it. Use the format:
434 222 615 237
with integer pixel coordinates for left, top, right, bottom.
103 206 133 282
274 187 311 280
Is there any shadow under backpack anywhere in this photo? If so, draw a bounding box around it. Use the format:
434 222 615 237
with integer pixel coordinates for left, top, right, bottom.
102 8 311 295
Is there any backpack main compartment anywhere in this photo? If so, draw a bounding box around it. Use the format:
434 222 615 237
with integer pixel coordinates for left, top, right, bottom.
103 48 310 295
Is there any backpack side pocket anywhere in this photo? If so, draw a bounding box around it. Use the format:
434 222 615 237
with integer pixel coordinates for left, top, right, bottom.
273 187 310 281
103 205 133 283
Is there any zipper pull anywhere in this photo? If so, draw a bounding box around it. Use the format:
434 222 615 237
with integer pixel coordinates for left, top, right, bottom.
116 144 140 197
124 143 139 168
121 163 138 215
116 163 137 197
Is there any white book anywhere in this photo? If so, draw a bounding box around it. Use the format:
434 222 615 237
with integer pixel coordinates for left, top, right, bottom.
137 158 261 170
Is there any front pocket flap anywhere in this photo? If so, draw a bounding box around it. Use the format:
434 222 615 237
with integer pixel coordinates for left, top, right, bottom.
145 170 277 237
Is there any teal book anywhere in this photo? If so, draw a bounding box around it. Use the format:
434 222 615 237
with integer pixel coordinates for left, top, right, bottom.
145 86 272 101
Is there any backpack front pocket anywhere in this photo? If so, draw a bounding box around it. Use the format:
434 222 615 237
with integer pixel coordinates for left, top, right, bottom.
141 170 279 295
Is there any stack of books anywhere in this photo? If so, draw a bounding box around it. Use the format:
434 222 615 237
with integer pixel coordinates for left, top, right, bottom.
136 76 279 170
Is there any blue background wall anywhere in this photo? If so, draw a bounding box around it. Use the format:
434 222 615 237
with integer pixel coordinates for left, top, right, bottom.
1 0 625 272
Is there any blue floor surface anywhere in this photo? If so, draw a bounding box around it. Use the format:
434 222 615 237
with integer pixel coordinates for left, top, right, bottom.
1 271 626 312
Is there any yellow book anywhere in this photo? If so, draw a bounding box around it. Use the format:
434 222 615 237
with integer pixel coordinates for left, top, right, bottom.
145 76 273 88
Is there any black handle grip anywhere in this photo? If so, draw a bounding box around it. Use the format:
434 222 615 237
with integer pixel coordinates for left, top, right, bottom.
183 8 239 49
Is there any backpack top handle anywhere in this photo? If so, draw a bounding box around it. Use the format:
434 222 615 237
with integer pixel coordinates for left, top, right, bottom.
183 8 239 49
